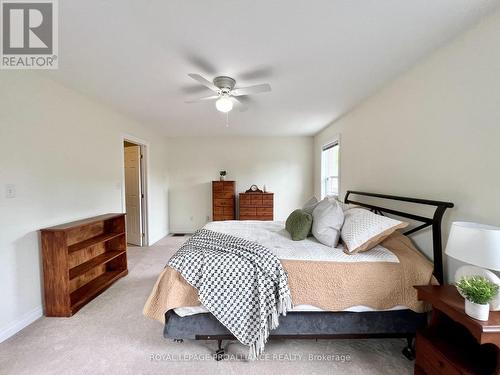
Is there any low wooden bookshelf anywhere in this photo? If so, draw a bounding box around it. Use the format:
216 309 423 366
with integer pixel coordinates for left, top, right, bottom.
41 213 128 317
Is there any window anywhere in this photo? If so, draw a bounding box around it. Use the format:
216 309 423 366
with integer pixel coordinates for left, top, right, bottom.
321 141 339 198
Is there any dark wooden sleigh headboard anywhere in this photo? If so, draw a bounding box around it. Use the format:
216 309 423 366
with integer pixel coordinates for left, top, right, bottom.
344 191 454 284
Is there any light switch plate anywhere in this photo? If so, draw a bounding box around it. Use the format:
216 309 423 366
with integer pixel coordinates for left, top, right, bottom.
5 184 16 199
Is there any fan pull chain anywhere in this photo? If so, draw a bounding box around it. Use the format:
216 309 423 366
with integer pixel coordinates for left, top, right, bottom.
226 112 229 128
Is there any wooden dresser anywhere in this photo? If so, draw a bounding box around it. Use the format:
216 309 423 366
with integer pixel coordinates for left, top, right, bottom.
239 192 274 220
41 214 128 317
212 181 236 221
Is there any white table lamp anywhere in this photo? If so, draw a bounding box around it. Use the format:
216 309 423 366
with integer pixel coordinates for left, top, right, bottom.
445 221 500 310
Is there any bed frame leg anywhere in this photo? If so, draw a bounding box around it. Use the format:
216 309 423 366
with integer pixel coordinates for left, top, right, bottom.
214 339 225 361
402 335 415 361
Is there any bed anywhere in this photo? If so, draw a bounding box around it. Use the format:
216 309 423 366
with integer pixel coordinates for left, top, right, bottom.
144 191 454 360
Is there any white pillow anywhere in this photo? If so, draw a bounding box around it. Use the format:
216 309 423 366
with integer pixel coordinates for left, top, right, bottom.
327 196 359 212
302 196 319 215
311 199 344 247
341 208 408 254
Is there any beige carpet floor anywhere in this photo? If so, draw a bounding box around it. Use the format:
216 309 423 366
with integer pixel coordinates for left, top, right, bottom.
0 236 413 375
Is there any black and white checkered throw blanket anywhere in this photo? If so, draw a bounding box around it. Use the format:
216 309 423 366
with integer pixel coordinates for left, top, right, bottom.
168 228 292 359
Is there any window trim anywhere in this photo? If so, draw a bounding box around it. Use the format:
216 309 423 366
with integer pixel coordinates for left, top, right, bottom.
320 136 341 199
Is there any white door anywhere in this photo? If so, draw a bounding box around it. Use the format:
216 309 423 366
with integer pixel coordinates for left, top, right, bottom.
124 145 142 245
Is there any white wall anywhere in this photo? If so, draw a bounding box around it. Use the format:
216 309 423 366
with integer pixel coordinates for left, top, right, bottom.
167 136 314 233
314 9 500 281
0 72 169 341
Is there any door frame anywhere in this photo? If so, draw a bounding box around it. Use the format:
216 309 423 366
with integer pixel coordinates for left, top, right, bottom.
121 134 149 246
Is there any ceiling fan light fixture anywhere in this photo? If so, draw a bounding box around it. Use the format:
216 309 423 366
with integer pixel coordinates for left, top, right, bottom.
215 95 233 113
186 73 271 113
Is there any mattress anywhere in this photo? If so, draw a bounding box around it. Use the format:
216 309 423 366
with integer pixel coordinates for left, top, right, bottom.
174 220 407 317
204 220 399 263
174 304 408 317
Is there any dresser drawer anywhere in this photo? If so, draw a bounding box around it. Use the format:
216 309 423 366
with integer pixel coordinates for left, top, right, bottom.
262 198 273 208
214 198 234 207
416 332 462 375
256 207 273 215
251 197 263 206
213 215 235 221
214 192 234 199
240 200 266 208
213 206 234 215
239 194 251 205
212 182 224 192
223 182 235 192
240 215 273 221
256 214 273 221
240 207 256 216
215 215 234 220
223 207 234 215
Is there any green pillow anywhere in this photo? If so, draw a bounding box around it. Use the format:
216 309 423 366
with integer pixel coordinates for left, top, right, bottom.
285 209 313 241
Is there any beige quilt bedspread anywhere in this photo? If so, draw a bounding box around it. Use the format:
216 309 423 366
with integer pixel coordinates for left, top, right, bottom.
143 232 434 323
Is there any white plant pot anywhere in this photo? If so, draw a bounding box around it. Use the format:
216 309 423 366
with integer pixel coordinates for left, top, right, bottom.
465 299 490 321
454 266 500 311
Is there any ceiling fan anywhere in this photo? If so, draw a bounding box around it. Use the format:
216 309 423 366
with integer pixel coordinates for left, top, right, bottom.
185 74 272 113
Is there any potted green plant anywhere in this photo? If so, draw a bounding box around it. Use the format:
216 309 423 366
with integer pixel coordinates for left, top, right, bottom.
456 276 499 321
219 170 227 181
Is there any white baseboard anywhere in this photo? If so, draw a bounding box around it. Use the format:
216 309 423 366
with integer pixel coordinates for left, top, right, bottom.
0 306 43 343
148 230 169 246
169 226 198 235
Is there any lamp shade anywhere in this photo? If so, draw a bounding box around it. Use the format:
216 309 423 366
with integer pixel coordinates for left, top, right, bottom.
445 222 500 271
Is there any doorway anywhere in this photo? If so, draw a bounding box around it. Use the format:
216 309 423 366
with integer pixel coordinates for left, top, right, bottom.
123 139 148 246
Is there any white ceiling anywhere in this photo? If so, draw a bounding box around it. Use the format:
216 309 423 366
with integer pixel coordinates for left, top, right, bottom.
45 0 500 136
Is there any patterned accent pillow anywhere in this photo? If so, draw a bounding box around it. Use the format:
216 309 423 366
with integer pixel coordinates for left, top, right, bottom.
311 198 344 247
341 208 408 254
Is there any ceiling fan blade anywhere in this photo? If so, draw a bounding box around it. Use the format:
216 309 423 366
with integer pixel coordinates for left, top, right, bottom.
231 83 271 97
187 73 219 92
185 95 219 104
231 97 248 112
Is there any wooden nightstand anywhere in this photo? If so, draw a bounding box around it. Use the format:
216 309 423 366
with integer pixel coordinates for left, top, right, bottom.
415 285 500 375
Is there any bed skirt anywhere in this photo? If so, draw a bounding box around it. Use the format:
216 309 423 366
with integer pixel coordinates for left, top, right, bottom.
164 310 427 340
